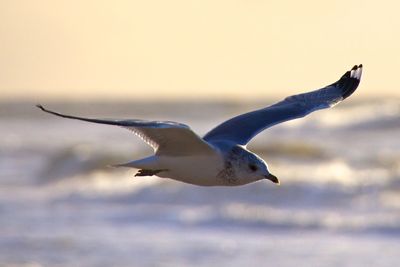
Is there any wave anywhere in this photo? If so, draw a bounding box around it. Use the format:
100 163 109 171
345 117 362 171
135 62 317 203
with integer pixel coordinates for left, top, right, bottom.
290 100 400 131
30 166 400 235
36 144 147 183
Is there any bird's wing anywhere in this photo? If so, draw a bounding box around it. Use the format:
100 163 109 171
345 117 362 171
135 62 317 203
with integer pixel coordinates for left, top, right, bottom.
37 105 215 156
204 65 363 145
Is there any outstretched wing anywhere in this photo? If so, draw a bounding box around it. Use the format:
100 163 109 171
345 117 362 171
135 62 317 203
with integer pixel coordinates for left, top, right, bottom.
204 64 363 145
37 105 215 156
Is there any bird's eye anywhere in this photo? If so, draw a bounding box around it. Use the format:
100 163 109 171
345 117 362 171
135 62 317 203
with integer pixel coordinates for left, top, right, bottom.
249 164 258 172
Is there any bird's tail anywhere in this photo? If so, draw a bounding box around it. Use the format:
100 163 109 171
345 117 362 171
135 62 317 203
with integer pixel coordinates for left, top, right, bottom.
108 161 144 168
109 156 159 169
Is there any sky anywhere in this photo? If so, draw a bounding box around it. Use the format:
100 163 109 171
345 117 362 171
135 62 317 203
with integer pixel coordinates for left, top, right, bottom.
0 0 399 101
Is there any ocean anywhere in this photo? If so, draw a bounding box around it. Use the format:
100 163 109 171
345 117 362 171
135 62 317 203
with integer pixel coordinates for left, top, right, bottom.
1 99 400 267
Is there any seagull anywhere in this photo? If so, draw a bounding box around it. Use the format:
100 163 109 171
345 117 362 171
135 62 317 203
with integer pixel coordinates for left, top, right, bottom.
37 65 362 186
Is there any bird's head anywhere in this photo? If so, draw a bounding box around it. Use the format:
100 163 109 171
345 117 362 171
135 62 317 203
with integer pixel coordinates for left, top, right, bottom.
226 145 279 185
245 153 279 185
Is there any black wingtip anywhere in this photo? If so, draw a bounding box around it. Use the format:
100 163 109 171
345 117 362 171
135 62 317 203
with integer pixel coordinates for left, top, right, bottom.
338 64 363 99
36 104 45 111
342 70 351 78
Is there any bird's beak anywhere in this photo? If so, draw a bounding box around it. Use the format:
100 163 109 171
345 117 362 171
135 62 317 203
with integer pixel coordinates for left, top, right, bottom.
265 173 280 185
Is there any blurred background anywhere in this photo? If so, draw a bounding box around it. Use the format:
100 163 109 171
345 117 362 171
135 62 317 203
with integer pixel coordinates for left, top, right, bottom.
1 1 400 266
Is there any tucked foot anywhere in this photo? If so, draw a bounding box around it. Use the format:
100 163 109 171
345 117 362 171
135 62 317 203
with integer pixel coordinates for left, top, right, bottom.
134 169 167 177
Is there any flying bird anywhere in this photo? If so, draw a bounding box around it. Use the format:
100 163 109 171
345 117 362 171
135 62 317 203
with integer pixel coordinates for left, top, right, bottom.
37 65 362 186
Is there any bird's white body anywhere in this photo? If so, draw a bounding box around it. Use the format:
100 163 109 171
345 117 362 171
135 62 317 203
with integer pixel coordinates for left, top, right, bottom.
121 142 269 186
156 155 225 186
126 153 225 186
37 65 363 186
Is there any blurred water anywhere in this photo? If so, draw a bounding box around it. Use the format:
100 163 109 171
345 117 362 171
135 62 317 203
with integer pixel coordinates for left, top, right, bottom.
1 99 400 267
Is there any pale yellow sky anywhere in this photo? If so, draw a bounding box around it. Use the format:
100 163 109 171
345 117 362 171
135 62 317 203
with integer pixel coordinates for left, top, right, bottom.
0 0 399 100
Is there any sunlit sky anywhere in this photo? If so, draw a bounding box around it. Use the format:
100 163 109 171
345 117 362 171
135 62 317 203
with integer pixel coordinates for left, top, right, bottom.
0 0 399 101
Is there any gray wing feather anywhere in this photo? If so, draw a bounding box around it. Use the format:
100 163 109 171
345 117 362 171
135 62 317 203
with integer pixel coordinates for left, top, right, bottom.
37 105 215 156
204 65 363 145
